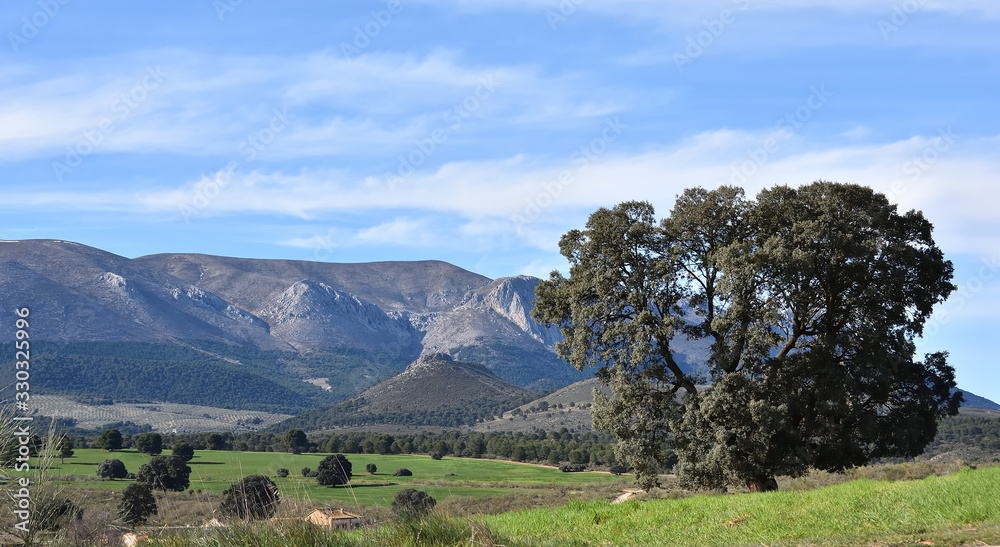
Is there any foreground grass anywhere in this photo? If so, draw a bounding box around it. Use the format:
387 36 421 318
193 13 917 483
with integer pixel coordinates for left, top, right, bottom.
136 466 1000 546
485 465 1000 546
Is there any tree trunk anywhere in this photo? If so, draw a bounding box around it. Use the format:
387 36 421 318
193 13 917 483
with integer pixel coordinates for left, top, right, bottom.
745 476 778 492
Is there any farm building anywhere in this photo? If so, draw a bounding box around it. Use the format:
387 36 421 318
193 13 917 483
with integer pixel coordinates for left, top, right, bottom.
305 507 365 529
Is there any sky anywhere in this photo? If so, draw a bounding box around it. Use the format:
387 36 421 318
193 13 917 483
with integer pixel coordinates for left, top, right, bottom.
1 1 998 401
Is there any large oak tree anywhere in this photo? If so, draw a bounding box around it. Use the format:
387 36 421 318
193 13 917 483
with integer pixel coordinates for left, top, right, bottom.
533 182 961 491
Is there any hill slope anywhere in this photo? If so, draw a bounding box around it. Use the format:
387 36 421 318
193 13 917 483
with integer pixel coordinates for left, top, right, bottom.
274 354 538 431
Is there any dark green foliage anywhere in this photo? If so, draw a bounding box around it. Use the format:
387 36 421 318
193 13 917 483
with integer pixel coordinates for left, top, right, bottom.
96 459 128 480
316 454 353 487
34 497 82 531
282 429 308 453
219 474 280 520
609 465 628 475
393 468 412 477
57 437 74 462
275 394 540 431
301 467 312 477
134 432 163 455
366 463 377 474
96 429 123 451
0 340 411 414
118 483 157 528
534 184 961 491
205 433 227 451
430 453 443 460
276 468 289 478
136 455 192 491
392 488 436 519
172 441 195 461
559 464 587 473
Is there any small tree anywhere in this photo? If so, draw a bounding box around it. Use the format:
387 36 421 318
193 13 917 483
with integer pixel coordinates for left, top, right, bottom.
58 437 74 464
96 429 123 451
97 459 128 480
219 475 280 520
282 429 309 453
118 483 157 529
136 455 191 492
392 468 412 477
392 488 436 519
172 441 195 462
134 433 163 456
301 467 312 477
205 433 227 451
365 463 377 475
276 468 289 478
316 454 352 487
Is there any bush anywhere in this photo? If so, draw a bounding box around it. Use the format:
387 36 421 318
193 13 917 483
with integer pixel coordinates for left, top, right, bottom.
276 468 289 478
431 453 443 460
316 454 352 487
392 488 436 519
118 483 157 528
34 497 82 531
134 432 163 455
366 463 377 474
219 474 280 520
172 441 195 462
393 468 413 477
559 464 587 473
609 465 629 475
301 467 311 477
97 459 128 480
136 455 192 492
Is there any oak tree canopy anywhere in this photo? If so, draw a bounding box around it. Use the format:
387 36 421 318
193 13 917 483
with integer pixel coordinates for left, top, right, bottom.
532 182 961 491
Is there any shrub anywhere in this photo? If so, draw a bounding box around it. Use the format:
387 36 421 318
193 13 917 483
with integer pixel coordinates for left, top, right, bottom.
136 455 192 492
219 475 280 520
366 463 377 474
392 488 436 519
118 483 157 528
559 464 587 473
609 465 629 475
97 459 128 480
316 454 352 487
301 467 311 477
431 453 443 460
393 468 413 477
276 468 289 478
172 441 195 462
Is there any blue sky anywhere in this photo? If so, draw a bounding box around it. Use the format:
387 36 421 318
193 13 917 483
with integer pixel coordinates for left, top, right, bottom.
1 1 998 401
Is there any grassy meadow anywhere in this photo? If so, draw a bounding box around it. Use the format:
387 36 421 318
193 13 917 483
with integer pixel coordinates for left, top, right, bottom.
482 465 1000 546
46 448 626 508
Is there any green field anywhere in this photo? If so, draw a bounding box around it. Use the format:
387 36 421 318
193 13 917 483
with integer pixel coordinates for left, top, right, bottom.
482 465 1000 546
49 449 625 507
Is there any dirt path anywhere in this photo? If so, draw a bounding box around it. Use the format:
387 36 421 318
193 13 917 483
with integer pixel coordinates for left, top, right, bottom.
611 489 643 504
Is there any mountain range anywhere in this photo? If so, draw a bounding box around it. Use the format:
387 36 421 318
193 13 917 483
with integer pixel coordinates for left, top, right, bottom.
1 239 995 433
